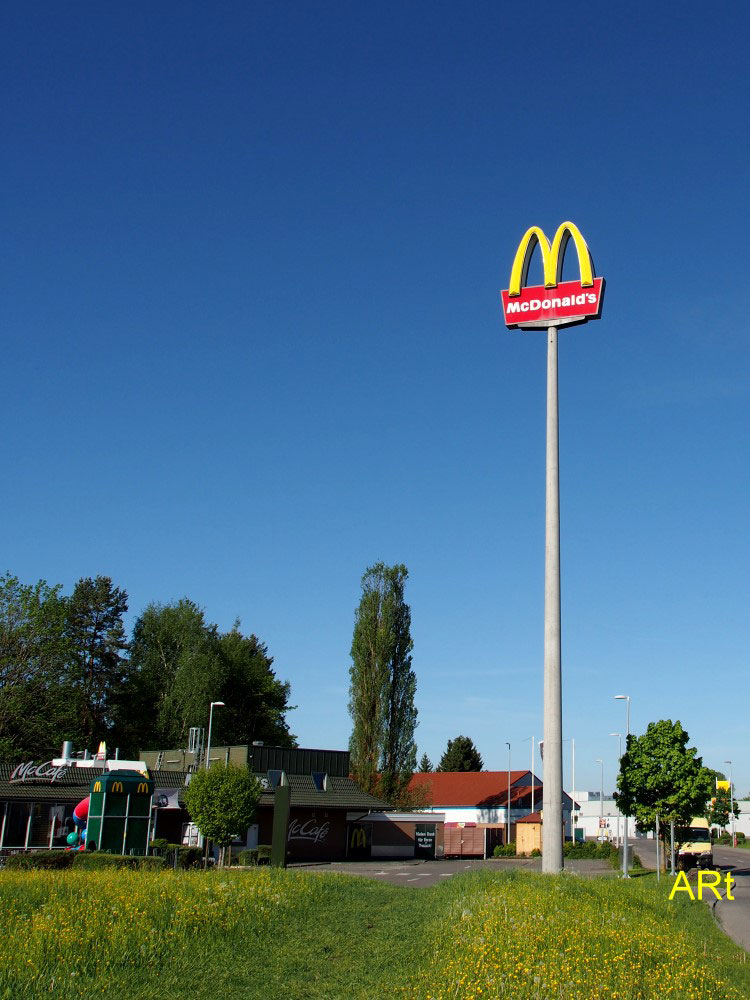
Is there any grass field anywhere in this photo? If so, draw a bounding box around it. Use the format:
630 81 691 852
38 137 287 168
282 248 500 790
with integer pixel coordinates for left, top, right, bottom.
1 867 748 999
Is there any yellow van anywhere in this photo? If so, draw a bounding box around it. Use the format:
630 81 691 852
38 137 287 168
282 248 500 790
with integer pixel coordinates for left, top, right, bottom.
676 817 713 871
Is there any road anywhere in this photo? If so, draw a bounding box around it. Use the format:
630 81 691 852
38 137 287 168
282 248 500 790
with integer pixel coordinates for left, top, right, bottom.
294 855 616 888
634 838 750 951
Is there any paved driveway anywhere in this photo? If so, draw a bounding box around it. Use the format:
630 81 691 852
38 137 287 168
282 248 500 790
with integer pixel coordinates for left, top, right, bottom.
293 856 616 887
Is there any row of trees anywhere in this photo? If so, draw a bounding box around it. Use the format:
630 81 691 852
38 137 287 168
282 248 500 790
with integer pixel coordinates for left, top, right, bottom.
0 572 295 762
418 735 484 773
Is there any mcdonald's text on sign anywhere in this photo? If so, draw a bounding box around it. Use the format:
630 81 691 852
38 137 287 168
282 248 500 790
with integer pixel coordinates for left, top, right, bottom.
501 222 604 330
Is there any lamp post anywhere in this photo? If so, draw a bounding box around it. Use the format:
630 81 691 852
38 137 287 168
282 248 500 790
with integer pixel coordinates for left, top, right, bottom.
610 734 622 847
205 701 225 771
521 736 535 816
506 742 511 846
724 760 735 847
615 695 630 877
596 759 604 838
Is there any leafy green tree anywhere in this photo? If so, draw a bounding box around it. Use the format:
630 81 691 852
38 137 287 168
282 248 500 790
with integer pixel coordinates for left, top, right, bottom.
65 576 129 746
706 787 740 833
183 763 262 866
114 601 296 753
437 735 484 772
418 753 433 773
615 720 713 864
111 599 215 751
348 562 418 804
217 624 295 747
0 574 75 760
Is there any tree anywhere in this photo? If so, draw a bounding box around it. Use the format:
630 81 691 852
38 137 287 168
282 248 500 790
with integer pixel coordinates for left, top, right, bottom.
615 720 713 864
183 763 261 866
217 624 296 747
65 576 129 746
437 735 483 772
111 599 213 750
348 562 418 805
418 753 433 773
113 601 296 753
706 787 740 834
0 574 76 761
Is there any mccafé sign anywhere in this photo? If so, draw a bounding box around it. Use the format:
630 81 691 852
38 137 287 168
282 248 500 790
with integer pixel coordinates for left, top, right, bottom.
10 761 70 784
501 222 604 329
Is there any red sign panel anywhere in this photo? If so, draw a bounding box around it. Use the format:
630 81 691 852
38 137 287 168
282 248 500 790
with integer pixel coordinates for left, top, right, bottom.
501 277 604 330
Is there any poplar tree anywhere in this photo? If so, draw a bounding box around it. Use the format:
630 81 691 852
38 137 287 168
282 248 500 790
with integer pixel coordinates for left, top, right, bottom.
348 562 417 804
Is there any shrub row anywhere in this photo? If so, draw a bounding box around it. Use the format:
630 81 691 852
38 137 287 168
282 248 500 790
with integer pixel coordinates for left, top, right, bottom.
237 845 272 866
4 851 165 871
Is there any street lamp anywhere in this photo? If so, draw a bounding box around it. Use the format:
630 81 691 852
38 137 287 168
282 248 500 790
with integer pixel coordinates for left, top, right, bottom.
521 736 535 815
615 695 631 877
205 701 225 771
595 759 604 839
506 742 511 847
610 734 622 847
724 760 735 847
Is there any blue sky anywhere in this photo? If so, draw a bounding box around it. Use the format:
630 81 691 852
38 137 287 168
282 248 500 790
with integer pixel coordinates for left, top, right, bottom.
2 2 749 795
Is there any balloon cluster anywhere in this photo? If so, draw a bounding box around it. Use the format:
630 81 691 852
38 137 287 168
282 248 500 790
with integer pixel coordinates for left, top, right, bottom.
68 796 89 851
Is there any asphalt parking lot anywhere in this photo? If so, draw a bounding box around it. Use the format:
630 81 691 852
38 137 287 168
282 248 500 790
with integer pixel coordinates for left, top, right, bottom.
292 856 617 887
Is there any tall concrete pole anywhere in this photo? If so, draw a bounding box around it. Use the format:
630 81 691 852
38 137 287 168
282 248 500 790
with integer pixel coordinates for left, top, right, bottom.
542 325 563 873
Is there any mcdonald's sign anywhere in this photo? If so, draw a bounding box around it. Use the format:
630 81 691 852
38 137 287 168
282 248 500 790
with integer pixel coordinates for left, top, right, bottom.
136 782 149 794
93 781 102 793
111 781 124 793
501 222 605 330
350 826 367 850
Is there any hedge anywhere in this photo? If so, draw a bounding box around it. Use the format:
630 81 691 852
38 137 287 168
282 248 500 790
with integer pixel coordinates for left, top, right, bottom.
4 851 76 870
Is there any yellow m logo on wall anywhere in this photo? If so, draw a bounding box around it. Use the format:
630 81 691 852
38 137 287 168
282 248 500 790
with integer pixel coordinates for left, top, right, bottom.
350 827 367 849
508 221 594 297
137 782 149 794
93 781 102 792
111 781 124 793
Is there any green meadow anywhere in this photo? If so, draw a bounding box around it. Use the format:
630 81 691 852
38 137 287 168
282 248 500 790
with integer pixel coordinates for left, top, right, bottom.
1 867 747 999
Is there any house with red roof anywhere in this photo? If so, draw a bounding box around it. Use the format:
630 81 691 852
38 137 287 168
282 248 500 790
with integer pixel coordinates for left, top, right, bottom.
409 770 574 855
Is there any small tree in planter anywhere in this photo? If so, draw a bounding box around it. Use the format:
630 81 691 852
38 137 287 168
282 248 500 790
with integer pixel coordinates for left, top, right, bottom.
184 763 262 867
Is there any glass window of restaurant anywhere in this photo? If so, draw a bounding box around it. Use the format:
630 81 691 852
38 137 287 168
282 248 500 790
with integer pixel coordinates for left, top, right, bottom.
1 802 30 847
1 802 77 849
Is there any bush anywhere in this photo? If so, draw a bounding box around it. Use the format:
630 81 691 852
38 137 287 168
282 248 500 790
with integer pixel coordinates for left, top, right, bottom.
257 844 272 865
238 849 258 866
4 850 76 870
164 845 204 869
138 856 166 871
530 848 541 857
72 853 141 870
149 838 170 853
736 832 746 843
492 842 516 857
563 840 622 865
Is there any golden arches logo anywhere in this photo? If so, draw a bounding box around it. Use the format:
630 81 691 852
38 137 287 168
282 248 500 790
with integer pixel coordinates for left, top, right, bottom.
93 781 102 792
137 782 149 794
508 221 594 297
111 781 124 793
350 827 367 849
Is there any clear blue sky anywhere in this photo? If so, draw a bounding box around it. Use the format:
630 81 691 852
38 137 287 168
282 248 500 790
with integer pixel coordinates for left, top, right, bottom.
3 2 749 795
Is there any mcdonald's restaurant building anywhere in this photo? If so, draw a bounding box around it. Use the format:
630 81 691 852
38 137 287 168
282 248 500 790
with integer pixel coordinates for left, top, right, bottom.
1 745 446 863
142 744 445 862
